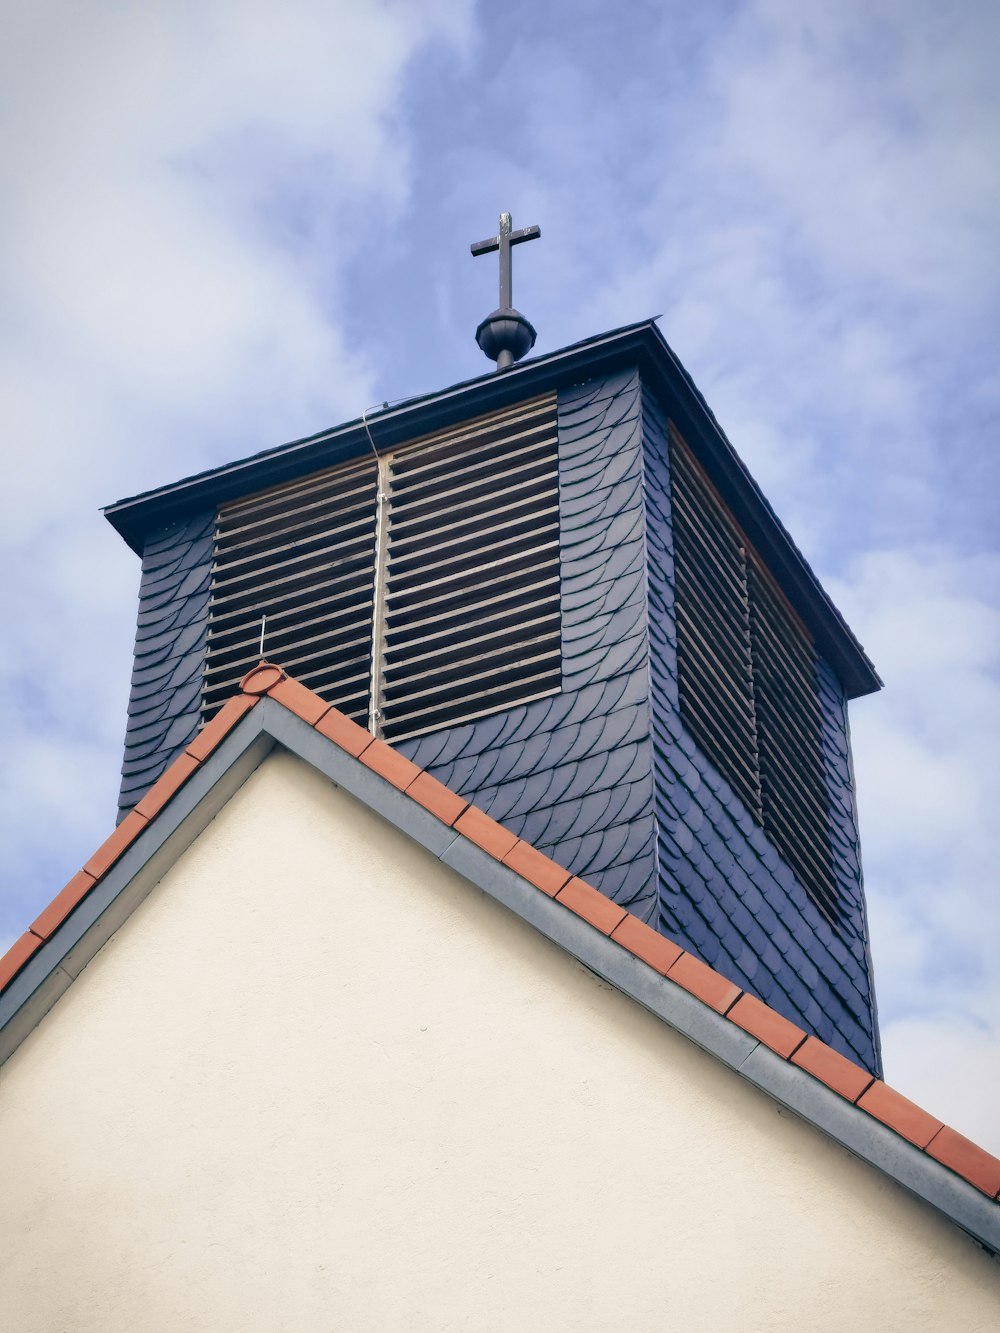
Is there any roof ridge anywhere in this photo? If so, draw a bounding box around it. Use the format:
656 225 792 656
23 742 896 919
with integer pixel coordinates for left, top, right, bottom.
3 663 998 1205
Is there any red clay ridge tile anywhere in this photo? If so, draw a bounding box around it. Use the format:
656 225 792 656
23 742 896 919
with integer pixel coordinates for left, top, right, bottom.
186 694 258 761
240 661 287 695
556 877 628 935
666 952 742 1014
454 806 518 860
926 1126 1000 1198
315 708 373 758
134 752 201 821
858 1080 944 1149
405 770 466 826
361 739 422 791
502 841 571 897
610 914 684 975
0 931 44 992
791 1036 874 1102
82 809 150 881
267 676 331 725
30 871 98 941
728 993 807 1059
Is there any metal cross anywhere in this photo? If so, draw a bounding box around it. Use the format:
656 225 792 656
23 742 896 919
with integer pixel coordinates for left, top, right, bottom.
470 212 540 310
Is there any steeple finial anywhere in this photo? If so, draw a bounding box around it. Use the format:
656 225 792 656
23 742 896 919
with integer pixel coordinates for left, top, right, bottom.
470 212 541 371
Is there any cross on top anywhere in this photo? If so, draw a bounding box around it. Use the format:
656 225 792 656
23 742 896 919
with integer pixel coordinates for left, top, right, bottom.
471 212 541 312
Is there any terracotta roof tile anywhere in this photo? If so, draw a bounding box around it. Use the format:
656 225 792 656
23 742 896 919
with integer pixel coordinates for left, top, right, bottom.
502 841 571 897
610 913 683 975
30 871 97 941
556 877 628 935
315 708 373 758
728 993 807 1059
239 662 287 695
453 806 518 860
858 1081 944 1149
926 1126 1000 1198
0 931 44 991
361 739 423 792
185 694 258 762
667 951 742 1014
134 752 201 821
792 1036 874 1102
82 809 149 881
405 770 466 826
265 675 331 726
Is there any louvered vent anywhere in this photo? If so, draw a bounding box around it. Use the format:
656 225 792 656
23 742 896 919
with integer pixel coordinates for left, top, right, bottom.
205 455 379 723
669 434 762 820
380 395 561 741
668 427 839 922
204 394 561 742
748 564 839 919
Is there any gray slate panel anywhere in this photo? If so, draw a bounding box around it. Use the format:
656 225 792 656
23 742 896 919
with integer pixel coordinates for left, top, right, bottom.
117 511 213 820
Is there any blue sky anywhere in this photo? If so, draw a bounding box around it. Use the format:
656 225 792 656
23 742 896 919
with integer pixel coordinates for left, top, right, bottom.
2 0 998 1149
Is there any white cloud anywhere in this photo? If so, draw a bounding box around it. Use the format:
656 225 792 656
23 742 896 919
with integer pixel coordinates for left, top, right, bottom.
881 1010 1000 1156
0 0 472 940
831 547 1000 1148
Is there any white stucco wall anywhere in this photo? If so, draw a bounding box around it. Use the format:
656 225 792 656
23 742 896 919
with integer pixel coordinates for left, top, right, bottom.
1 749 997 1332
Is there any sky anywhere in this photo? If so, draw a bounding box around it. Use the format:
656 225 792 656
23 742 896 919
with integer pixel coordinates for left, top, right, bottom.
1 0 998 1150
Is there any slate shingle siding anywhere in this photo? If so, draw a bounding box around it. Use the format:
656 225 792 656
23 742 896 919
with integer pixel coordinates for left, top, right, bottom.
117 512 213 820
115 367 879 1071
641 386 880 1072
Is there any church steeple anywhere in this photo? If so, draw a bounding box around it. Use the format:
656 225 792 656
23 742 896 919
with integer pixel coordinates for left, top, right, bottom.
105 316 883 1076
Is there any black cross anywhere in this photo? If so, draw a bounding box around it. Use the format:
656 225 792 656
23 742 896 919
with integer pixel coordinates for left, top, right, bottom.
471 212 540 311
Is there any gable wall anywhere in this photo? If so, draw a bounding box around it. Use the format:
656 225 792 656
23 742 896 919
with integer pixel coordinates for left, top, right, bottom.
1 751 995 1332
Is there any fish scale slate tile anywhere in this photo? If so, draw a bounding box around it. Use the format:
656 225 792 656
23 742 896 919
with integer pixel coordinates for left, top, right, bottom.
117 509 212 820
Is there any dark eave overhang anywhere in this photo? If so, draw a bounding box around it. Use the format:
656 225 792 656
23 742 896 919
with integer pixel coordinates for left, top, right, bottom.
103 319 881 697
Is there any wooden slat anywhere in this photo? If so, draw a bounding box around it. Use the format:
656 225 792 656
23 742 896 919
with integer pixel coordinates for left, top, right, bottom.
747 564 838 921
669 425 841 922
669 431 761 818
203 394 561 742
380 394 560 741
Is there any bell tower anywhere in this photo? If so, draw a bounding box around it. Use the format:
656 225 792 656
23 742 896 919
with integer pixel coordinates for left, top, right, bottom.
105 224 882 1072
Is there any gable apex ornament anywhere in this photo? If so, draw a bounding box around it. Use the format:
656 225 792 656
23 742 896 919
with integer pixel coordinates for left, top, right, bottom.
471 211 540 370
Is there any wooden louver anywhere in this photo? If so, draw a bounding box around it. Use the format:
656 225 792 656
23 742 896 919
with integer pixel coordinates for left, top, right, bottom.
204 394 561 743
668 427 840 922
204 455 379 724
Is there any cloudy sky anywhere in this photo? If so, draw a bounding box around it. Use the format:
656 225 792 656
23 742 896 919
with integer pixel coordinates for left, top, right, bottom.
2 1 997 1149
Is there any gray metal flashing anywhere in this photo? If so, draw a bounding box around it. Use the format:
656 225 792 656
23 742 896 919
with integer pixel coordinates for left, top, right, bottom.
259 701 461 859
2 700 996 1255
102 320 878 698
736 1044 1000 1254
